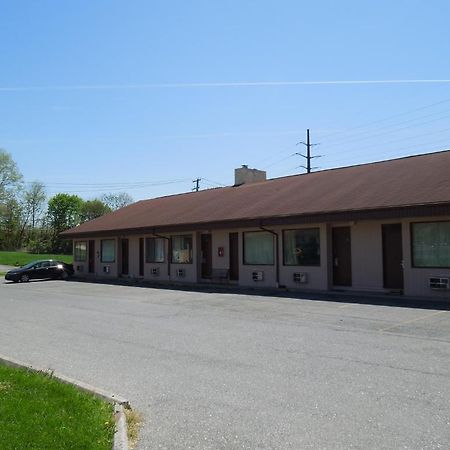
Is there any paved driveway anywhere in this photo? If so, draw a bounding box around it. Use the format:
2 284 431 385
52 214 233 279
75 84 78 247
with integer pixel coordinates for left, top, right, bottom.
0 280 449 449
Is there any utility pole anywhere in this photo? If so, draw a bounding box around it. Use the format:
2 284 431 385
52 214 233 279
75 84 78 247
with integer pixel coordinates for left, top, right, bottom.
295 129 320 173
192 178 201 192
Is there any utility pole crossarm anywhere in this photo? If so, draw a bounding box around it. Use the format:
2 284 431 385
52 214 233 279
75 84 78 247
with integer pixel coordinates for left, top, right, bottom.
192 178 201 192
296 129 321 173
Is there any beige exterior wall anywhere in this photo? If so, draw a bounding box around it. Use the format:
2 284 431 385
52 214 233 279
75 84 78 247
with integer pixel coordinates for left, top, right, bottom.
326 216 450 299
402 216 450 299
278 224 329 291
72 215 450 300
185 225 327 290
73 238 118 278
211 231 230 270
142 232 198 284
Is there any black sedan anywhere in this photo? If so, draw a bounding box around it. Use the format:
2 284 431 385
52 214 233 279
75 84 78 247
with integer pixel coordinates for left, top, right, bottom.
5 260 74 283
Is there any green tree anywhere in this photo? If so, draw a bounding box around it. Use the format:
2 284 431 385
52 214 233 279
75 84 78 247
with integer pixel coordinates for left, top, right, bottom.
47 193 83 253
0 150 23 250
24 181 46 228
0 149 22 202
80 199 111 222
0 198 23 250
101 192 133 211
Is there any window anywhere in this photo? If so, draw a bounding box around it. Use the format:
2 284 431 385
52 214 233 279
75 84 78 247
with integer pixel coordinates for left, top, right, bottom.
243 231 274 265
101 239 116 263
171 235 193 264
412 221 450 268
146 237 165 263
74 241 87 261
283 228 320 266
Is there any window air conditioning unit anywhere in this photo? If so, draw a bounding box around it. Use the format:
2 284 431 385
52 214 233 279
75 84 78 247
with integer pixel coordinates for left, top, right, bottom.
151 267 160 276
293 272 308 284
76 265 84 272
252 271 264 281
429 277 449 290
176 268 185 278
103 266 110 274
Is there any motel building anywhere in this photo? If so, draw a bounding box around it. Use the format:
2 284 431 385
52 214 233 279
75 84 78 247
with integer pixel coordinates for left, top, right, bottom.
61 151 450 300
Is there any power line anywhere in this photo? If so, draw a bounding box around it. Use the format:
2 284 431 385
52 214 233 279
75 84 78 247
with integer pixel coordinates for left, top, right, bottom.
317 95 450 142
202 178 227 187
321 108 450 147
242 97 450 176
323 126 450 165
324 141 450 168
263 153 295 169
23 178 191 188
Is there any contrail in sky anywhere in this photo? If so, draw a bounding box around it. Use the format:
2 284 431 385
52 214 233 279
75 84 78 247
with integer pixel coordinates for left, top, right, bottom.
1 79 450 91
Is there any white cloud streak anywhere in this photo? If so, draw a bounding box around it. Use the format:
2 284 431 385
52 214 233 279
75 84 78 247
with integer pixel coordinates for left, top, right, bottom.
1 79 450 92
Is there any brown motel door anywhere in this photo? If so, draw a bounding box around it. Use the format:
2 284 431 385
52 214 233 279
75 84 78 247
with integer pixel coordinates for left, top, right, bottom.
88 240 95 273
121 239 129 275
229 232 239 281
139 238 144 277
332 226 352 286
201 234 212 278
382 223 404 290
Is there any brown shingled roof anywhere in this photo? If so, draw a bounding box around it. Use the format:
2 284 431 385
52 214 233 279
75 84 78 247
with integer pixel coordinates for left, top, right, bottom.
61 151 450 237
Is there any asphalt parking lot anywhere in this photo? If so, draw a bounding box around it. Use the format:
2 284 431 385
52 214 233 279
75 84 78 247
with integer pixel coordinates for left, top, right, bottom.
0 280 449 449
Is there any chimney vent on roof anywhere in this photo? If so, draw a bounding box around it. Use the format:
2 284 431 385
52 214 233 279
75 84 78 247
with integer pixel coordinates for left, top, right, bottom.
234 165 267 186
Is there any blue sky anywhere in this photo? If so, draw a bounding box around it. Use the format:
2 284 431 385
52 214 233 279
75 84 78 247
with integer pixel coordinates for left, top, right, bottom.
1 0 450 200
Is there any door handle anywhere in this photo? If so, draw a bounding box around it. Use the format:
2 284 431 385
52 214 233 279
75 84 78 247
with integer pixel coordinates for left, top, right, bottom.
334 258 339 267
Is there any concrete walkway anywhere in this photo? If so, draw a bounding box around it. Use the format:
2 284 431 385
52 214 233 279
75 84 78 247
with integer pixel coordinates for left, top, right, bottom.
0 264 15 272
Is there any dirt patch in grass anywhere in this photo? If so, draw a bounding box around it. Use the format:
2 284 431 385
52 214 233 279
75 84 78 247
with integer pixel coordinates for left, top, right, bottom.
0 364 114 450
125 408 142 449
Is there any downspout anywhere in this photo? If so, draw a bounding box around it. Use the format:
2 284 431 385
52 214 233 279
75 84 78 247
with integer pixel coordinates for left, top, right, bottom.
152 230 171 277
259 224 280 288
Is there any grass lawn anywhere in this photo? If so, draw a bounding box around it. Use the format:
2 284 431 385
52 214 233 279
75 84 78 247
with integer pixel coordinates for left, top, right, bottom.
0 251 72 267
0 364 114 450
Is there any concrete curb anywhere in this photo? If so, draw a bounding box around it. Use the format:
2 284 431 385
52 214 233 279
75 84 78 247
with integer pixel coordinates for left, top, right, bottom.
0 353 130 450
114 404 129 450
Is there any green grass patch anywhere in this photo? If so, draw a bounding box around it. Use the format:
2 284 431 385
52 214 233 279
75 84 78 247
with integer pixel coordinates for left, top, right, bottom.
0 251 72 267
0 364 114 450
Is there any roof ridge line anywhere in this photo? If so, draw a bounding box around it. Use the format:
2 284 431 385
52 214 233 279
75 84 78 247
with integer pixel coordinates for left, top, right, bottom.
264 148 450 182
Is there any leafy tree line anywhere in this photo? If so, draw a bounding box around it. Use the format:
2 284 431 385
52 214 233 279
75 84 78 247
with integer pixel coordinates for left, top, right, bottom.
0 149 133 254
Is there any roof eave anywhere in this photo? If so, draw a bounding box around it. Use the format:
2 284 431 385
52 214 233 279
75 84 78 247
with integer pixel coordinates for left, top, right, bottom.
59 202 450 239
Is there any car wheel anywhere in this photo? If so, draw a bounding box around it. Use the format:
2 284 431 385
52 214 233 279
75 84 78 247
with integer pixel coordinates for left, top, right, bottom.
20 274 30 283
60 270 69 280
